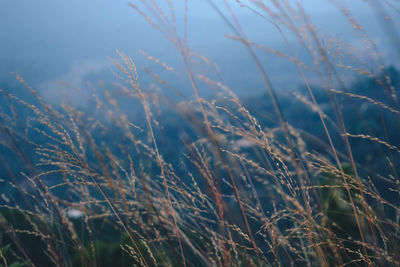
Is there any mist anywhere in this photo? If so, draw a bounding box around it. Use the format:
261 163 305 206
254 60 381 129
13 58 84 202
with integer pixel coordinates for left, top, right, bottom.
0 0 397 105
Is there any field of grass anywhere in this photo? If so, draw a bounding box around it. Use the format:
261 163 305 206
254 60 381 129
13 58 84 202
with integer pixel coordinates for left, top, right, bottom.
1 1 400 266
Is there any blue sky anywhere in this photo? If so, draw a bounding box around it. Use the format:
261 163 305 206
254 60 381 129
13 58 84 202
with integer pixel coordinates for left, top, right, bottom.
0 0 396 102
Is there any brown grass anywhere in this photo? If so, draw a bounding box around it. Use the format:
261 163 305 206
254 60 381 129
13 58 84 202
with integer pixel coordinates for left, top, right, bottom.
1 0 400 266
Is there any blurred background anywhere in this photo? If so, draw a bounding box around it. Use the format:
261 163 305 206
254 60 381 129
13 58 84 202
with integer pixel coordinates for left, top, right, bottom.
1 0 398 105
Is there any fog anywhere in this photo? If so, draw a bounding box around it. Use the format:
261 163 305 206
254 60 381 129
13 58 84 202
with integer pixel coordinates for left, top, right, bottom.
0 0 397 104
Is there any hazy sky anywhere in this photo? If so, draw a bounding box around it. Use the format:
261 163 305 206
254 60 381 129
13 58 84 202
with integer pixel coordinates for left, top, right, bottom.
0 0 396 102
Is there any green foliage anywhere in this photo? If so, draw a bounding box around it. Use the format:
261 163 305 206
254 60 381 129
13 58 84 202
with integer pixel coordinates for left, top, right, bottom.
71 239 133 267
319 163 375 266
0 244 25 267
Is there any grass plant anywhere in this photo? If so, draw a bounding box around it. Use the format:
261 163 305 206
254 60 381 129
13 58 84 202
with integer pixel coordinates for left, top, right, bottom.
1 1 400 266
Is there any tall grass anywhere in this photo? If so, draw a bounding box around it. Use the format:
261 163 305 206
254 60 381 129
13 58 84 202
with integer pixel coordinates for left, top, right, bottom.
1 0 400 266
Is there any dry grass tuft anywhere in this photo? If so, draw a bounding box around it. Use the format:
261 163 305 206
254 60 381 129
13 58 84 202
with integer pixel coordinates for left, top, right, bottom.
1 1 400 266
